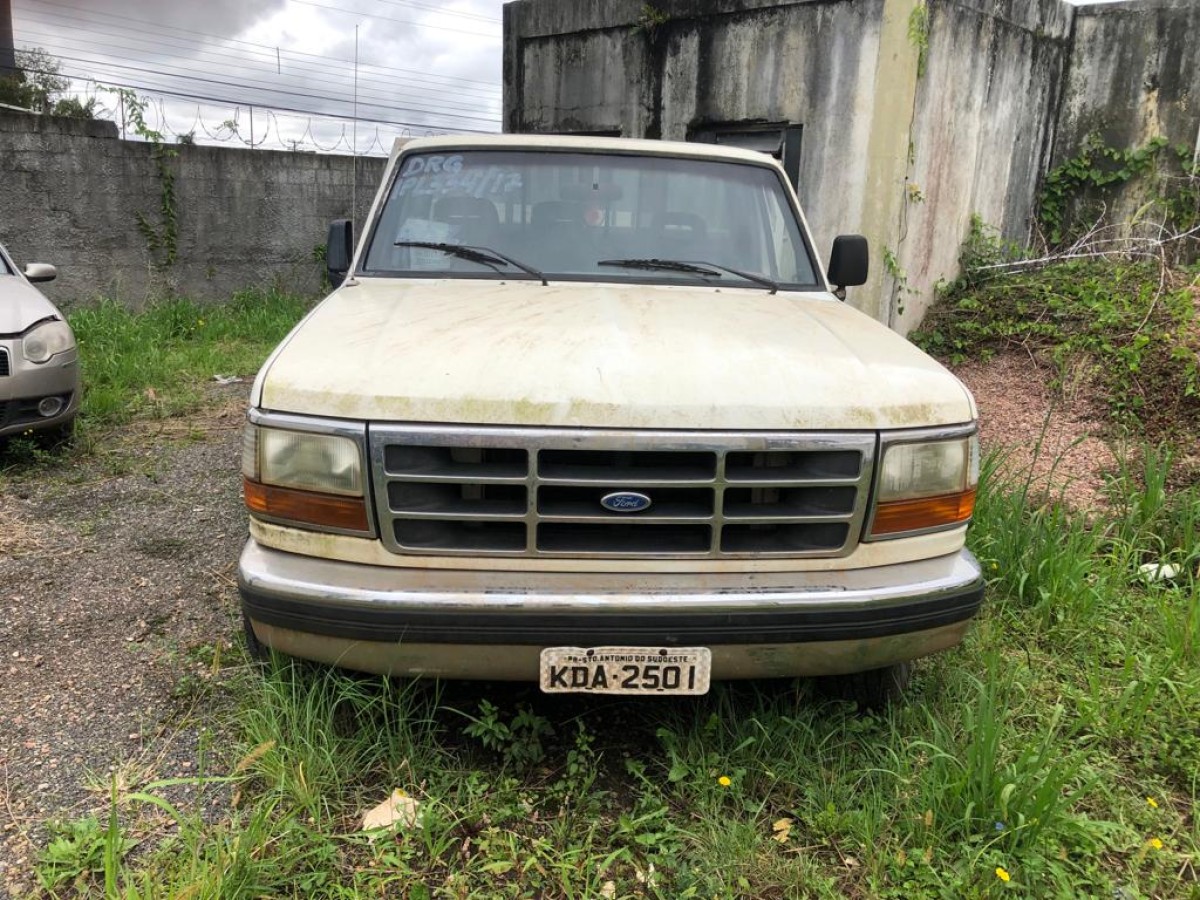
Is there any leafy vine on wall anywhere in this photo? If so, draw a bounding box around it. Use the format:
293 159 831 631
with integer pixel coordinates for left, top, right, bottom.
106 87 180 268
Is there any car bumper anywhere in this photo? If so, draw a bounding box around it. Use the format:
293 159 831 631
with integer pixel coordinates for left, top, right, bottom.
0 344 80 437
239 541 984 680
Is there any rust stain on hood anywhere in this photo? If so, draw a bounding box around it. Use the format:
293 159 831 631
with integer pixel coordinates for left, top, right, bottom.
259 279 975 430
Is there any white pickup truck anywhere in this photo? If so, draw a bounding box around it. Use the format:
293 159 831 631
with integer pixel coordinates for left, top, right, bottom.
238 135 982 704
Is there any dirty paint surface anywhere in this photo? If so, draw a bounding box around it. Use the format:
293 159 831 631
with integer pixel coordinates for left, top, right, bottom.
259 279 974 431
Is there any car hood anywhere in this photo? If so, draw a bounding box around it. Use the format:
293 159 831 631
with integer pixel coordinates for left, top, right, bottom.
0 275 62 334
257 278 975 430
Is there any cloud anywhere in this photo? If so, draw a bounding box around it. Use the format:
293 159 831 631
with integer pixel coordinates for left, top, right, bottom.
75 0 290 37
12 0 504 145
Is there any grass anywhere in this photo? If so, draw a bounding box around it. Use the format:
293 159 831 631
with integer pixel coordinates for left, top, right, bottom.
1 288 313 471
29 450 1200 899
10 285 1199 897
68 289 313 430
912 255 1200 443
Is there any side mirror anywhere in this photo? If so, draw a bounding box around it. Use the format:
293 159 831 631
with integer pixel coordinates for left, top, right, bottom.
827 235 868 299
24 263 57 284
326 219 354 288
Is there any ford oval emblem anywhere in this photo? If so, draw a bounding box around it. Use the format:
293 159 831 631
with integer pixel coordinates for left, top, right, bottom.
600 491 653 513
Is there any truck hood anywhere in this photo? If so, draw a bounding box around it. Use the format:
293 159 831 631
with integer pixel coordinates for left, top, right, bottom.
258 279 975 430
0 276 63 334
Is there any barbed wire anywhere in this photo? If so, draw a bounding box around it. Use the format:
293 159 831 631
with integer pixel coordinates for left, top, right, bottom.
49 73 445 156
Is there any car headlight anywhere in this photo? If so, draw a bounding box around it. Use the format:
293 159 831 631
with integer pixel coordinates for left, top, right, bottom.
867 432 979 539
242 423 370 533
23 320 74 364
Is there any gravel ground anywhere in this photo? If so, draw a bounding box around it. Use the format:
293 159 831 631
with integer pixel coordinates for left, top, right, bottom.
0 359 1116 895
0 390 248 897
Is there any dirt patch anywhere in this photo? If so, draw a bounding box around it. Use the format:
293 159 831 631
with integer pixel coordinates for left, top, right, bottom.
952 351 1117 508
0 390 248 896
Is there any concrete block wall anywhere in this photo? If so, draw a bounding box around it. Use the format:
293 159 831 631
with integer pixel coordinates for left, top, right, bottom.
0 108 387 308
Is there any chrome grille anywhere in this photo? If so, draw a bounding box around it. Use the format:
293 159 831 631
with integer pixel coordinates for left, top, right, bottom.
370 425 875 558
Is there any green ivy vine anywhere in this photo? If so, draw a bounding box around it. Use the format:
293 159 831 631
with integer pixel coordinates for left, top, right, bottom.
1037 133 1171 245
106 87 179 268
883 246 918 317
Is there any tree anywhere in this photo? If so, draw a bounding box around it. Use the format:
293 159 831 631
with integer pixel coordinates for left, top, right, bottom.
0 47 96 118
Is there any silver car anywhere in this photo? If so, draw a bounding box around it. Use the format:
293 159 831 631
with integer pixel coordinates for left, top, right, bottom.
0 244 80 441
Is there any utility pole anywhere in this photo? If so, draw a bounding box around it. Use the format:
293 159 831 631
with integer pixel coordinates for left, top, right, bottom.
0 0 18 78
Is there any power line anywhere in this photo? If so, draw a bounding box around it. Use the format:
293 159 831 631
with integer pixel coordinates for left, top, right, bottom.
373 0 500 24
48 75 433 154
12 14 501 109
16 1 502 95
16 0 503 92
13 23 502 117
21 63 494 134
38 52 499 128
15 46 502 126
282 0 498 38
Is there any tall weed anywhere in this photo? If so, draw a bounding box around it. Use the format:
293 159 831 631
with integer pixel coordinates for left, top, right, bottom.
67 289 312 429
239 659 446 821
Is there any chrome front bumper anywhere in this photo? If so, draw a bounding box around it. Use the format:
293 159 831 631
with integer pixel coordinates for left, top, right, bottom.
238 540 984 679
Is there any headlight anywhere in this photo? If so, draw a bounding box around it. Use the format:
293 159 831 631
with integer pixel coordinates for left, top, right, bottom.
242 423 370 533
23 320 74 364
867 432 979 539
249 427 363 495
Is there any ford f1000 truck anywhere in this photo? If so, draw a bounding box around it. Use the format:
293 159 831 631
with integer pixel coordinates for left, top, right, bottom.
238 135 982 704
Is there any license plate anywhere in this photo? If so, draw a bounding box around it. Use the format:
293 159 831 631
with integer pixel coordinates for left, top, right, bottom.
539 646 712 695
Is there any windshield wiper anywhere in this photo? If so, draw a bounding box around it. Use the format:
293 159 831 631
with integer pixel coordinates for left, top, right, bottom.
598 257 721 277
597 257 777 294
395 241 547 286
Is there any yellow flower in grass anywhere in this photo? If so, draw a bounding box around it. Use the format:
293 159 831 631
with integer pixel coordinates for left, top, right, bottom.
717 775 731 788
1146 797 1158 809
995 867 1011 883
1149 837 1163 850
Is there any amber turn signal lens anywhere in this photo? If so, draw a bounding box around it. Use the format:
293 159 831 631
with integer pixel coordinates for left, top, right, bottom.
244 478 369 533
870 488 977 536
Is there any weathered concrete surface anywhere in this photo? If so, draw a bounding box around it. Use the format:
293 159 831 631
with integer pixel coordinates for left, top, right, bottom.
891 0 1073 331
0 108 386 307
1053 0 1200 228
503 0 1078 330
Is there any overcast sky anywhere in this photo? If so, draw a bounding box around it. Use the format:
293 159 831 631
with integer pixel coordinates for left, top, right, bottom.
11 0 506 153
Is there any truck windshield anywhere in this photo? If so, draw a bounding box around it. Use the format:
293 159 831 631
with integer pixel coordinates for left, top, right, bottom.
361 150 820 289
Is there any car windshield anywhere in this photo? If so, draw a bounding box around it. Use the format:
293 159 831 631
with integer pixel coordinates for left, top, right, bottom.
362 150 819 289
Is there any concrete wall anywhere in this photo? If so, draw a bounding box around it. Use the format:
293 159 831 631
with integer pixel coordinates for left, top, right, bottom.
1053 0 1200 229
503 0 1076 329
891 0 1072 330
0 108 386 307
